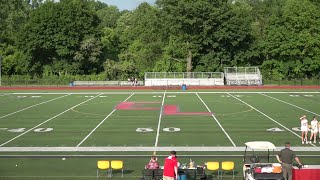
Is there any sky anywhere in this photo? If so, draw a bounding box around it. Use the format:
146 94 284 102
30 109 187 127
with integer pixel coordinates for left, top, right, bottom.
100 0 156 11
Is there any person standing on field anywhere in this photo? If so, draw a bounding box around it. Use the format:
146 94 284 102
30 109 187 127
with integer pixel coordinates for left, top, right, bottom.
276 142 303 180
163 150 178 180
300 115 308 144
309 116 318 143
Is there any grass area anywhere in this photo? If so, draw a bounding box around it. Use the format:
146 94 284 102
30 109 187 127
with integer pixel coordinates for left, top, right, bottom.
0 91 320 179
1 155 320 179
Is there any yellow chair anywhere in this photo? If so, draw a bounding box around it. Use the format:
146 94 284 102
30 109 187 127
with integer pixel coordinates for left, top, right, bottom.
206 162 220 179
221 161 235 179
97 160 110 178
110 160 124 178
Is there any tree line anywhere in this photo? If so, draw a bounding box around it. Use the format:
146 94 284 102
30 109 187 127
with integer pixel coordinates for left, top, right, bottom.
1 0 320 81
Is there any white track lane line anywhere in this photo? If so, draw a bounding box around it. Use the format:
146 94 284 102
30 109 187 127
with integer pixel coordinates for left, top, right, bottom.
0 94 71 119
76 93 134 147
154 91 166 148
0 93 103 147
196 93 236 147
228 93 316 147
260 93 320 116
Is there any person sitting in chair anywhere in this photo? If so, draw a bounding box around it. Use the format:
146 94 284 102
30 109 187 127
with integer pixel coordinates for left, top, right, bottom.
145 156 159 169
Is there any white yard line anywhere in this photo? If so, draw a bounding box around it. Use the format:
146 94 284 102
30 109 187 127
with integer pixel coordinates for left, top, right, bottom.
196 93 236 147
260 93 320 116
154 91 166 148
0 94 71 119
76 93 134 147
1 154 320 157
10 91 320 95
227 93 317 147
0 146 319 152
0 94 103 147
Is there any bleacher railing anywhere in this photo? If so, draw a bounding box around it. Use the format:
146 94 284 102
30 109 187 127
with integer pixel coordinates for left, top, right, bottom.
145 72 223 79
144 72 224 86
224 67 263 86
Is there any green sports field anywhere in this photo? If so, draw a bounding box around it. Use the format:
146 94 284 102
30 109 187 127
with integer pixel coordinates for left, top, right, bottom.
1 91 320 179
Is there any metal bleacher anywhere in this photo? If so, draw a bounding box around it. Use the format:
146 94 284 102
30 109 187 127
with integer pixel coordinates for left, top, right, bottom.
224 67 263 86
144 72 224 86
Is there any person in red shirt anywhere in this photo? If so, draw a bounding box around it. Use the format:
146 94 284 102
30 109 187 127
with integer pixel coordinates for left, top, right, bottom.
145 156 159 169
163 150 178 180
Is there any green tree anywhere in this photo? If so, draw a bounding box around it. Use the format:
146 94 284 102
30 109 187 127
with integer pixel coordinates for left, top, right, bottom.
260 59 286 80
0 0 31 43
157 0 253 73
115 3 164 78
103 60 137 80
153 36 189 72
262 0 320 79
0 0 32 75
29 0 44 9
97 5 121 63
0 44 30 75
101 27 120 61
18 0 101 75
97 5 121 28
74 36 103 74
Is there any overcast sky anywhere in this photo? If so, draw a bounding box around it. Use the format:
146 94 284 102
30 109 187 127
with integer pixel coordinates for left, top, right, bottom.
100 0 156 11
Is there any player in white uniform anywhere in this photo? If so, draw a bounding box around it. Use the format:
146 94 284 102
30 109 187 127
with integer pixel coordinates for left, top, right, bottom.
309 116 318 144
300 115 308 144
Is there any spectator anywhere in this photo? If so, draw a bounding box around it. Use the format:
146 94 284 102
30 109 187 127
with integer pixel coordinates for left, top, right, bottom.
163 150 178 180
145 156 159 170
134 78 138 87
276 142 302 180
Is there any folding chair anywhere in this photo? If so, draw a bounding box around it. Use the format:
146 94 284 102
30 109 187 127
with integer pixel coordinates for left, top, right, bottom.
110 160 124 178
153 169 163 180
142 169 154 180
97 160 110 178
221 161 235 179
206 162 220 179
196 166 207 179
